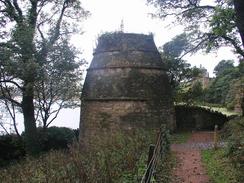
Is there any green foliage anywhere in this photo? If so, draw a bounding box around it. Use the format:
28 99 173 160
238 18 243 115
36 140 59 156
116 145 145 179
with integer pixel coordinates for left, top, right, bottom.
161 33 204 103
190 81 204 102
162 33 190 58
205 62 242 107
174 78 205 105
147 0 244 57
0 126 77 167
21 126 77 152
214 60 235 76
35 38 85 128
202 149 241 183
210 7 236 37
206 5 240 53
0 129 173 183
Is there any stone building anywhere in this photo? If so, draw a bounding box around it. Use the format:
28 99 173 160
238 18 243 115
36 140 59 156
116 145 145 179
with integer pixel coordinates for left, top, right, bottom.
192 65 211 89
80 33 175 138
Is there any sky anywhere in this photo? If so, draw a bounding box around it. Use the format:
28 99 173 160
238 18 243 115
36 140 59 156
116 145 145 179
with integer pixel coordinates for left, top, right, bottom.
72 0 239 77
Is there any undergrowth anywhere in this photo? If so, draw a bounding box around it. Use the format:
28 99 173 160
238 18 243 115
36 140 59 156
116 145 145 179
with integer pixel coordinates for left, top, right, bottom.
221 117 244 173
202 149 242 183
202 117 244 183
0 128 173 183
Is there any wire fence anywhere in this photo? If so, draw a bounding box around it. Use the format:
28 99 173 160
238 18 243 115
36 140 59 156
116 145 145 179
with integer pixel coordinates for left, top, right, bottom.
140 124 170 183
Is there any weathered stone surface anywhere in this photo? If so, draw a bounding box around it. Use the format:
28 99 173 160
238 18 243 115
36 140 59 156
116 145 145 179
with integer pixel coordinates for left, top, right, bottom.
80 33 175 138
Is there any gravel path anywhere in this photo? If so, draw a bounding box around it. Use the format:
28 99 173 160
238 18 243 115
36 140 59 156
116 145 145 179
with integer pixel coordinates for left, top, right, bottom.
171 131 216 183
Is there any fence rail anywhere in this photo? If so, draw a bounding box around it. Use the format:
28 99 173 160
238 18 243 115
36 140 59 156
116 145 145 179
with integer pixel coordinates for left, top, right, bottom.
140 124 170 183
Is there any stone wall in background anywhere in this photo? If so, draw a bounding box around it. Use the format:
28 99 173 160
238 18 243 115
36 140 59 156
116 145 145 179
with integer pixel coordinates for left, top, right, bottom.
175 105 232 130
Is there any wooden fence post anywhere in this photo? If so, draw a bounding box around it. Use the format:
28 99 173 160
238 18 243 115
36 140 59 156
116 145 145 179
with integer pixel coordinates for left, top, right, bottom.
214 125 218 149
145 144 155 183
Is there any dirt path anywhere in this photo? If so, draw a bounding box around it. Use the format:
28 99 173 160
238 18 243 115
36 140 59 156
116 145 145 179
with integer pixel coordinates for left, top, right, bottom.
171 131 215 183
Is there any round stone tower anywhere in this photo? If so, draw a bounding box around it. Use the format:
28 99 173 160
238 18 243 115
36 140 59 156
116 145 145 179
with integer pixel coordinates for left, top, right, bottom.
80 33 175 138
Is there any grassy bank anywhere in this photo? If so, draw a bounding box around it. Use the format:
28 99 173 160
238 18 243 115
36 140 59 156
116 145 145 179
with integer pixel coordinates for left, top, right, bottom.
0 129 174 183
202 149 242 183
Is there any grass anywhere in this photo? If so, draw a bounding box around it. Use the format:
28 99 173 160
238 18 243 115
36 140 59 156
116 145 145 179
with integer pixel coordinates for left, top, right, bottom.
201 148 241 183
170 131 191 144
154 153 177 183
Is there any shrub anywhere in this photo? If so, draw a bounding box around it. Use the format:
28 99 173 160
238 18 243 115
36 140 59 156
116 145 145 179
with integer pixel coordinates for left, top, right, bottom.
40 126 76 151
73 128 79 140
21 126 76 152
0 127 76 167
0 135 25 167
221 117 244 181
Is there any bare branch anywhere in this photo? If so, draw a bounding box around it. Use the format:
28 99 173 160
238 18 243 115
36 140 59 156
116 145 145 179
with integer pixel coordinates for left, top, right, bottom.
0 79 23 91
0 73 22 107
0 122 10 135
179 34 209 58
0 94 21 107
13 0 23 18
3 0 22 23
37 23 46 42
221 35 244 57
34 107 40 122
46 101 64 127
3 99 20 137
37 0 49 15
49 1 68 46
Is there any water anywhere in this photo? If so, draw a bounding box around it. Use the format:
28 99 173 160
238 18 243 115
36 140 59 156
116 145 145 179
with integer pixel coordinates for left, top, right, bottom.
0 106 80 134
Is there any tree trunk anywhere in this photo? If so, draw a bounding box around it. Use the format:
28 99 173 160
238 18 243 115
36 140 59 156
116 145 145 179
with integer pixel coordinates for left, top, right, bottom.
241 97 244 117
22 82 41 155
234 0 244 48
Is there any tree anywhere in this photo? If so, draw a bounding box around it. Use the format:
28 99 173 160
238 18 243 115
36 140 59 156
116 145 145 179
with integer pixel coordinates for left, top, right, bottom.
233 0 244 48
147 0 244 57
190 81 204 102
237 61 244 115
214 59 234 76
35 38 85 129
162 34 202 88
161 34 203 102
205 62 240 106
162 33 191 58
0 0 89 155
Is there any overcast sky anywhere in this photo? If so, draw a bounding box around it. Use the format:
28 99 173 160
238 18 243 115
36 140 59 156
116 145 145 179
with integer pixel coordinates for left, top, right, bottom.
72 0 239 77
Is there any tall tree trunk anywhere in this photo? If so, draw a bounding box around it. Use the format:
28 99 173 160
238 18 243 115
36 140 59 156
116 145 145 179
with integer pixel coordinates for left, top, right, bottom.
234 0 244 48
241 97 244 117
22 82 40 155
